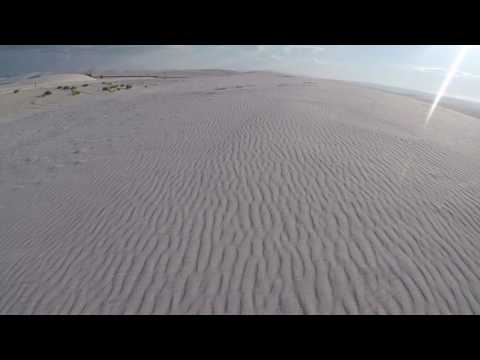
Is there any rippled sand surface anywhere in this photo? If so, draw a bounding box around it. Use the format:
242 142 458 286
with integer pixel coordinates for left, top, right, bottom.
1 71 480 314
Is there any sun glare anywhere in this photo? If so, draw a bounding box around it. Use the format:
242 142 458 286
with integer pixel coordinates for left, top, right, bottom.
424 45 474 127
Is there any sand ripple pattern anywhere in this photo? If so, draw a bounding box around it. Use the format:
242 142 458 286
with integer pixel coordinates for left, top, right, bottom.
1 72 480 314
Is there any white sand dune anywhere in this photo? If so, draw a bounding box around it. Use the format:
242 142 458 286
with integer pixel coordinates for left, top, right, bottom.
0 73 166 123
0 73 97 94
1 71 480 314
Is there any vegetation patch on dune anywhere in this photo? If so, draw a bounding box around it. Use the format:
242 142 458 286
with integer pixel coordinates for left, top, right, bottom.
101 83 132 93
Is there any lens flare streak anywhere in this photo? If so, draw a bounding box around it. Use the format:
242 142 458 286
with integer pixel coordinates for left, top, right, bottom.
424 45 473 128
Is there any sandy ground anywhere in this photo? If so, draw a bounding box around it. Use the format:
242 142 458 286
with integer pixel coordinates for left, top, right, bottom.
0 73 166 123
1 70 480 314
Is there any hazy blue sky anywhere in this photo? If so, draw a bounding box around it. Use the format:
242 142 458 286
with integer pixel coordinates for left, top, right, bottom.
1 45 479 100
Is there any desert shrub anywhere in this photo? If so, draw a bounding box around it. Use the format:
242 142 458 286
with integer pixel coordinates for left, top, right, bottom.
102 87 109 91
63 86 70 90
13 89 20 94
42 90 52 97
57 86 63 90
82 84 89 87
126 84 132 89
70 86 77 90
71 89 81 96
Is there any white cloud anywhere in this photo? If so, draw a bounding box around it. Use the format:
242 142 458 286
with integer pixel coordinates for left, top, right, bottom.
284 45 325 54
255 45 325 56
163 45 192 50
313 58 326 64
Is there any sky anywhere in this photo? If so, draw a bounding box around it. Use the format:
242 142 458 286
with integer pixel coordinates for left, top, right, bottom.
1 45 480 101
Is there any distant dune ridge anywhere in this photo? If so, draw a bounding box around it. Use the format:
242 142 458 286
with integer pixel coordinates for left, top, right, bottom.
1 71 480 314
0 73 97 94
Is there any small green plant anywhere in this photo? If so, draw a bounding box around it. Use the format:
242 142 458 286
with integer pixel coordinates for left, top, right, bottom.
13 89 20 94
70 86 77 90
71 89 81 96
